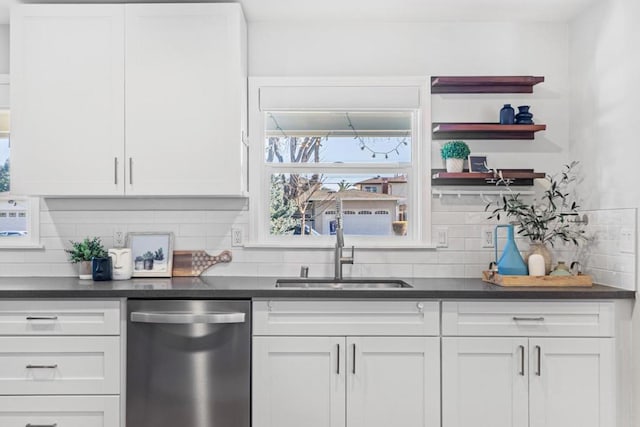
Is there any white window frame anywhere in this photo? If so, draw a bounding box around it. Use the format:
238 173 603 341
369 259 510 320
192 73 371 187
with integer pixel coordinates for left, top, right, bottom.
0 195 41 248
248 76 432 248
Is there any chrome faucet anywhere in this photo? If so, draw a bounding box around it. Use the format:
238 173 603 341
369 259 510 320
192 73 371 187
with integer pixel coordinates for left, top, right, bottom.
334 195 354 280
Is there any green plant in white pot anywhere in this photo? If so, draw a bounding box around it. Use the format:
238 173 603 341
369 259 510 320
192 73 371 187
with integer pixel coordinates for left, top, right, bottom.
441 140 470 173
65 237 108 279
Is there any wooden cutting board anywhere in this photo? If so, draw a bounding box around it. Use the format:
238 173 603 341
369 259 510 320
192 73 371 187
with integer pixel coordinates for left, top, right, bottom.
482 270 593 287
172 250 232 277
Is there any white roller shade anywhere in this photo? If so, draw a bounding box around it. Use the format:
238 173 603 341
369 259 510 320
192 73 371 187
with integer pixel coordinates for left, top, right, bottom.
259 86 421 111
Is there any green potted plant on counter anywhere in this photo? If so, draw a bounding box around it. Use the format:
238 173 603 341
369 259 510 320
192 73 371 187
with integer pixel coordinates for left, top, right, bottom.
441 140 470 173
65 237 108 279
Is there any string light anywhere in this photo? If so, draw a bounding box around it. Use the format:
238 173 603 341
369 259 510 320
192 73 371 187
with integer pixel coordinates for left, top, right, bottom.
345 112 409 159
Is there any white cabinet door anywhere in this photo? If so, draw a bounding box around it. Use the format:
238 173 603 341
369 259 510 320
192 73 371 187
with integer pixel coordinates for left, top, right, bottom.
529 338 615 427
11 5 125 196
442 337 529 427
125 3 246 196
347 337 440 427
253 336 346 427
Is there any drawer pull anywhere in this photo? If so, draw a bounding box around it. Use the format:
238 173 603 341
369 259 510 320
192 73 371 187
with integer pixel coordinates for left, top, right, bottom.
26 364 58 369
26 316 58 320
512 316 545 322
27 424 57 427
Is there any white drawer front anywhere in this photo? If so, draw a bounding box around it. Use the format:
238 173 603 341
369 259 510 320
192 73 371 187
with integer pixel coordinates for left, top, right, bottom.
253 300 439 336
442 301 614 337
0 395 119 427
0 336 120 395
0 300 120 335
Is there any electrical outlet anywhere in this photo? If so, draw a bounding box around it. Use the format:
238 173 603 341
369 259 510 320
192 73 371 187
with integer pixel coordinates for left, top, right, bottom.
481 226 495 248
619 228 635 254
435 227 448 248
231 227 243 247
113 230 126 248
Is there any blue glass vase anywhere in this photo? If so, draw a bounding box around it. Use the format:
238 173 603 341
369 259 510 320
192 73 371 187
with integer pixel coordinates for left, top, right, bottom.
499 104 515 124
494 224 528 275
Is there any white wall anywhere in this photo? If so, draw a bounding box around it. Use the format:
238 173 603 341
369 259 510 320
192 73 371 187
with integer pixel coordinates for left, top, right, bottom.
250 21 571 174
569 1 639 425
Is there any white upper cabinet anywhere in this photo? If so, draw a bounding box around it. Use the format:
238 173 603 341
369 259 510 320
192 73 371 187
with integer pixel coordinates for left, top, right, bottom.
10 3 247 196
125 3 247 196
11 5 126 196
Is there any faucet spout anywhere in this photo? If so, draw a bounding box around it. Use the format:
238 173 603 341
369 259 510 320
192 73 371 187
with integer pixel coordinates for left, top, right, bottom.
334 195 354 280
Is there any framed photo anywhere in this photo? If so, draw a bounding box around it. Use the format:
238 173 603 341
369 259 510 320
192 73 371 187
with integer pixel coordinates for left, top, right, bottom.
468 155 490 173
126 232 174 277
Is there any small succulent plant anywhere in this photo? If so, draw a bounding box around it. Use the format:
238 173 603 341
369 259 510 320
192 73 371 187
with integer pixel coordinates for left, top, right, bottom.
154 248 164 261
65 237 108 263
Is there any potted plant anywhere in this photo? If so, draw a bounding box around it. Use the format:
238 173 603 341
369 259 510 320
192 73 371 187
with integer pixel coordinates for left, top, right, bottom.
65 237 108 279
134 255 144 271
441 140 470 173
485 161 586 274
142 251 155 270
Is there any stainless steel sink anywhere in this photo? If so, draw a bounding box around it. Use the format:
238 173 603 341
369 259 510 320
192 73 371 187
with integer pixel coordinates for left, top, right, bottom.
275 279 412 289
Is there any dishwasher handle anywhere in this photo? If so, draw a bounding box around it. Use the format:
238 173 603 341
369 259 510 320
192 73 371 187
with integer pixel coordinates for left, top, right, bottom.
130 311 245 324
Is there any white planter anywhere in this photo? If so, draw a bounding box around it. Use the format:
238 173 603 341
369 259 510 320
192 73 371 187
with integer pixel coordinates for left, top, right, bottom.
445 158 465 173
78 261 92 280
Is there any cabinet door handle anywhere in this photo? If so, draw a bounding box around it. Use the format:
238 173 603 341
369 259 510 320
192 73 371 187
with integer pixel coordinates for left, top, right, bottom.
336 343 340 375
114 157 118 185
352 343 356 374
129 157 133 185
535 345 541 376
513 316 545 322
519 345 525 376
26 364 58 369
26 316 58 320
26 424 57 427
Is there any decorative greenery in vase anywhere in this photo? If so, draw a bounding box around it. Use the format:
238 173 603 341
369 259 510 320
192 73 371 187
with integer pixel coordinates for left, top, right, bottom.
485 161 586 246
65 237 108 263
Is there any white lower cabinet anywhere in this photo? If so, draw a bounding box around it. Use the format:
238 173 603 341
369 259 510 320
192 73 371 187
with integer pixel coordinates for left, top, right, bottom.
442 300 616 427
0 395 119 427
252 300 441 427
253 336 440 427
0 300 121 427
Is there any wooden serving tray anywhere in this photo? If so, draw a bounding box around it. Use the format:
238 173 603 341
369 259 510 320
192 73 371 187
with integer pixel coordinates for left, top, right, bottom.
482 270 593 287
172 250 232 277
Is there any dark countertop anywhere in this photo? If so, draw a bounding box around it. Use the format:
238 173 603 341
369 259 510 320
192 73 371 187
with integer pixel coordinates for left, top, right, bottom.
0 276 633 299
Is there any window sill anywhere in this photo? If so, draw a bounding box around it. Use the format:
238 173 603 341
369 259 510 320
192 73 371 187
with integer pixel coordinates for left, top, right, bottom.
0 243 45 250
243 240 437 250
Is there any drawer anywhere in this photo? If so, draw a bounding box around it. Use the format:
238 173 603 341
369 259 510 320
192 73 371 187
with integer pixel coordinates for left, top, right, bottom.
253 300 439 336
0 395 119 427
442 301 614 337
0 300 120 335
0 336 120 395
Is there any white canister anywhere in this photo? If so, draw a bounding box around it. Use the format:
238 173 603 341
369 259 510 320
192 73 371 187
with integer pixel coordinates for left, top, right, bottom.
528 253 546 276
109 248 133 280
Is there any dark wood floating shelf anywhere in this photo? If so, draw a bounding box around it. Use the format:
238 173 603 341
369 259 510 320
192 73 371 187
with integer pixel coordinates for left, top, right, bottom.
432 123 547 140
431 76 545 94
432 169 546 186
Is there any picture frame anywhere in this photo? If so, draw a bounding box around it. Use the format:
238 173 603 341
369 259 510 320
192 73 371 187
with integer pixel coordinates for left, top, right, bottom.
468 155 490 173
126 232 174 278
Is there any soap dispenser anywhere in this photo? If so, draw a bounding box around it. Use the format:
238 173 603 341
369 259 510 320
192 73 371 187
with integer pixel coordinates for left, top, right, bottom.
494 224 528 275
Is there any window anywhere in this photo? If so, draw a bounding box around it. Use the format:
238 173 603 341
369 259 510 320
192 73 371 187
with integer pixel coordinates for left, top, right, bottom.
249 77 431 247
0 110 41 248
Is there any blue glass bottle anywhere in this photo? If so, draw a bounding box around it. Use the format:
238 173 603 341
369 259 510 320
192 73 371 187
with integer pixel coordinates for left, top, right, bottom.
499 104 515 124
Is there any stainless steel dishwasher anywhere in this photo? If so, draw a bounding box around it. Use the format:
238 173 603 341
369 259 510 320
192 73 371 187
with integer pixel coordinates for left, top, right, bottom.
127 299 250 427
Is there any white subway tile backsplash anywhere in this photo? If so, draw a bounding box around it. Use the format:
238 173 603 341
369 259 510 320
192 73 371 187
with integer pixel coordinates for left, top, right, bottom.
0 207 634 291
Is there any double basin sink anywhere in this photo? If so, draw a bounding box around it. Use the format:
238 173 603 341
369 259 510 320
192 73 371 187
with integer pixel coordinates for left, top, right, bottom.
275 278 412 289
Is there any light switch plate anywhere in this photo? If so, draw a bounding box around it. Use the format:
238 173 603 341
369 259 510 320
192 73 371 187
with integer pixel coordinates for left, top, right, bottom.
619 228 635 254
435 227 448 248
